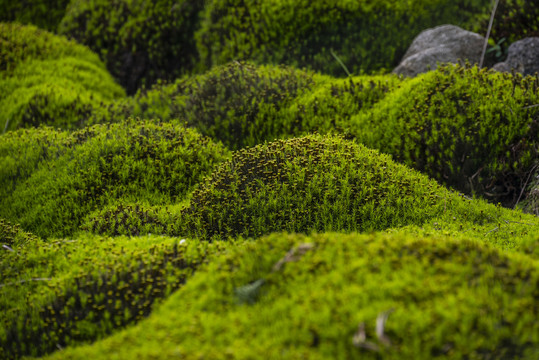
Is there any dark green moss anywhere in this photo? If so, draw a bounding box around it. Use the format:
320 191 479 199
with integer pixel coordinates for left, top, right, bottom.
42 232 539 359
128 61 328 150
195 0 491 77
0 234 230 359
58 0 205 94
349 64 539 208
0 0 70 31
0 119 230 239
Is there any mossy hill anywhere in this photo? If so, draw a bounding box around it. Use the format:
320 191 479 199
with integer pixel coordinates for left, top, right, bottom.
0 23 125 131
0 119 230 239
41 232 539 360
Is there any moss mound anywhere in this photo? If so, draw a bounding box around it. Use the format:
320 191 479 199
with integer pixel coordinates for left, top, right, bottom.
129 61 329 150
179 134 459 240
195 0 491 76
0 0 70 31
44 232 539 359
0 22 102 74
348 64 539 207
1 57 125 131
58 0 205 94
0 119 230 239
0 234 230 359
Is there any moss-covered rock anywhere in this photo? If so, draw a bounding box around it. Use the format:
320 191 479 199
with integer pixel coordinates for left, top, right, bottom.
195 0 491 77
42 231 539 359
128 61 329 150
348 64 539 208
0 119 230 238
0 57 126 131
0 234 230 359
0 0 70 31
58 0 205 94
178 134 464 240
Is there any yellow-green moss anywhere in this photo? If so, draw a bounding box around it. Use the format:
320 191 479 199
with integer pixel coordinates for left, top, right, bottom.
42 231 539 359
0 119 230 239
0 234 232 359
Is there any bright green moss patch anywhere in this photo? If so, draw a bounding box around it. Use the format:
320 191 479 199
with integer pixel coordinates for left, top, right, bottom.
0 234 231 359
128 61 329 150
195 0 491 76
179 134 459 240
349 64 539 208
0 22 102 74
44 232 539 359
0 119 230 239
1 57 125 131
58 0 206 94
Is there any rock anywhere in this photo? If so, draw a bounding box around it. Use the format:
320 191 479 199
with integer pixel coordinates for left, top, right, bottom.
393 24 485 77
492 37 539 77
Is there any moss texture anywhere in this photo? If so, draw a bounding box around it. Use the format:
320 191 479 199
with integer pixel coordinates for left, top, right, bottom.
1 57 125 131
58 0 205 94
0 119 230 239
0 218 39 249
348 64 539 208
178 135 470 240
195 0 491 77
127 61 329 150
0 0 70 31
0 234 231 359
42 232 539 359
0 22 102 74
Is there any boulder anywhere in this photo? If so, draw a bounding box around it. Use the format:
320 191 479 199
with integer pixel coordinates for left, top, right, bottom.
393 24 484 77
492 37 539 77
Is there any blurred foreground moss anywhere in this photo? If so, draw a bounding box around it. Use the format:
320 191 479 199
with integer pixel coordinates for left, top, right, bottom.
42 231 539 359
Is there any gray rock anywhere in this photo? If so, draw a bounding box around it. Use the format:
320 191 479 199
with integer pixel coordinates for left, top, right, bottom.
492 37 539 77
393 24 485 77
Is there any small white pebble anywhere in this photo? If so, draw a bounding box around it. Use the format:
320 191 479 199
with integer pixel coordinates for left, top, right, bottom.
179 239 186 245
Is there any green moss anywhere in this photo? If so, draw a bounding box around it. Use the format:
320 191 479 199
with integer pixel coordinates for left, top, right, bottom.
0 0 70 31
0 233 231 359
349 64 539 208
0 57 125 131
178 134 462 240
470 0 539 51
58 0 205 94
0 218 39 249
195 0 491 77
128 61 329 150
0 22 102 74
42 231 539 359
0 119 230 239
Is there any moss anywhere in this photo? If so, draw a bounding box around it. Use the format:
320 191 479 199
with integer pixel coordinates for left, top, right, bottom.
0 119 230 239
195 0 491 77
0 234 231 359
0 22 102 74
0 218 39 249
471 0 539 51
178 134 463 240
348 64 539 208
0 0 71 31
128 61 329 150
58 0 205 94
42 231 539 359
0 57 125 131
